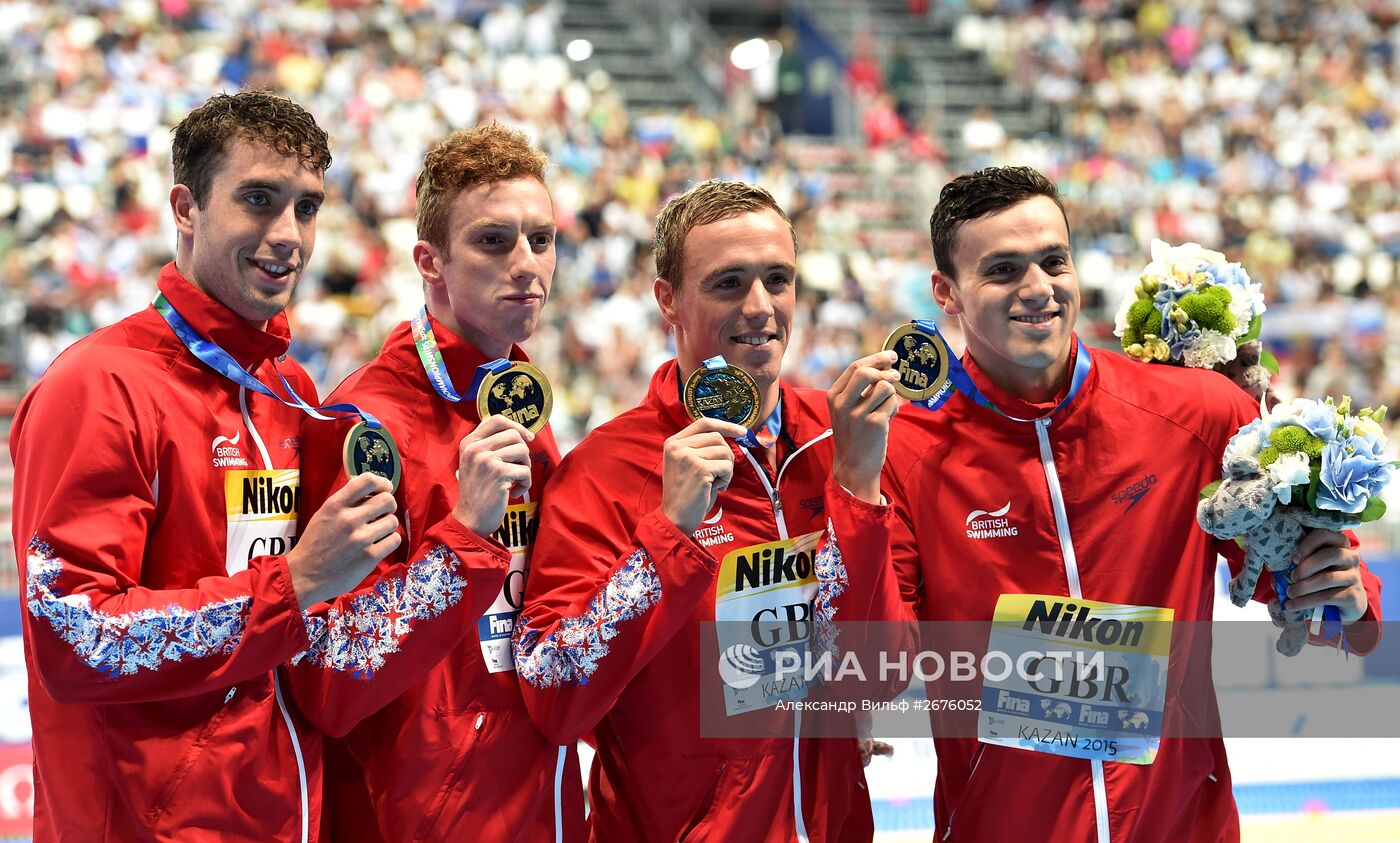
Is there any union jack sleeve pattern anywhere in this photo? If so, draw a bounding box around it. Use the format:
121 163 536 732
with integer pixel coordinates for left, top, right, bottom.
513 548 662 689
292 544 469 679
812 518 849 660
25 536 250 680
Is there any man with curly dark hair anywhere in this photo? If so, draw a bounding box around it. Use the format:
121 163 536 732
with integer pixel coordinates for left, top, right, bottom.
10 90 407 841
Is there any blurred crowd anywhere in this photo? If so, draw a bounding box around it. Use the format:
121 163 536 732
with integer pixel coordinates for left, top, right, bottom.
946 0 1400 423
2 0 1398 452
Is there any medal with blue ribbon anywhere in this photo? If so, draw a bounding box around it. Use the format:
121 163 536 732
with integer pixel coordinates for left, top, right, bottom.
410 308 552 434
683 356 762 430
884 321 952 403
153 292 403 491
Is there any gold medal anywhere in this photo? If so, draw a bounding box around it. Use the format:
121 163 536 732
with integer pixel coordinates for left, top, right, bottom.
683 362 762 429
343 421 402 492
883 323 951 400
476 361 552 435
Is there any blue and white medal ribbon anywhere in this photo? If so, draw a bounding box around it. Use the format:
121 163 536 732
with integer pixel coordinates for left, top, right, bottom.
153 292 382 428
903 318 1091 421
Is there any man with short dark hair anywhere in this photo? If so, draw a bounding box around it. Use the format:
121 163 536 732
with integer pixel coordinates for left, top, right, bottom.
885 165 1383 842
11 91 402 841
515 178 908 840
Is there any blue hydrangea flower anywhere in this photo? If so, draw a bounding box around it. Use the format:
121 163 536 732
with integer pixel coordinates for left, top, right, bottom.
1316 440 1392 514
1292 400 1342 442
1203 262 1251 289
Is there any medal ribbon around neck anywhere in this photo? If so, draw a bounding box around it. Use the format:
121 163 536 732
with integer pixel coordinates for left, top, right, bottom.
905 318 1091 422
738 405 782 449
153 292 383 429
411 307 548 430
410 305 517 407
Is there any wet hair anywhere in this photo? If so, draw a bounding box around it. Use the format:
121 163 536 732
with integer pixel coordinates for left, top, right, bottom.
652 179 796 288
929 166 1067 279
171 91 330 208
415 123 550 256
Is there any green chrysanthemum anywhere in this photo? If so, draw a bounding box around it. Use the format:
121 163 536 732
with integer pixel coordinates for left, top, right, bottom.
1121 328 1141 348
1203 285 1233 305
1268 424 1324 458
1126 298 1156 331
1258 445 1281 468
1179 292 1236 334
1143 308 1162 337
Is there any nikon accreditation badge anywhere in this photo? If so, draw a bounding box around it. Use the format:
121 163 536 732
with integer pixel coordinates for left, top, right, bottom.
476 361 552 435
343 421 402 493
477 501 538 673
978 594 1173 765
883 322 951 401
225 469 300 575
684 357 762 430
715 530 822 715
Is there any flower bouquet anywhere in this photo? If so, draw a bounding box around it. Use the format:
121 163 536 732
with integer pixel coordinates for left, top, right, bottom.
1197 396 1394 654
1114 240 1272 402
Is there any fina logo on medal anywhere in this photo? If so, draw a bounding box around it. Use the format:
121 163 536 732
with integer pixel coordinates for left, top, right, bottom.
883 322 951 401
683 362 762 430
343 421 402 492
477 361 552 435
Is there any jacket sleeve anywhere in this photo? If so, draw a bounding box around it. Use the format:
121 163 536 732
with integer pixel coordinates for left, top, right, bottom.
512 451 719 745
13 364 311 705
281 413 510 737
811 476 917 703
880 441 926 621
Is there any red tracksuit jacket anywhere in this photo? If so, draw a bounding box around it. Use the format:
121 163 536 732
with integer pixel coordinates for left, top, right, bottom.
12 264 326 842
514 360 909 842
883 341 1384 843
284 314 585 842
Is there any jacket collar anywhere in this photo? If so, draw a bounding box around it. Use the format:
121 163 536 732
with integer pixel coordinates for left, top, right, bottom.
156 262 291 369
957 336 1095 426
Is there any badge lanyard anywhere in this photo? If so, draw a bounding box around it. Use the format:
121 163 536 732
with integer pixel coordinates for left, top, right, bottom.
153 292 383 429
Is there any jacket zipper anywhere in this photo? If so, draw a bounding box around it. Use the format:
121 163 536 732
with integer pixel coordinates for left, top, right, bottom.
242 377 310 843
739 429 831 843
1034 417 1109 843
941 744 987 840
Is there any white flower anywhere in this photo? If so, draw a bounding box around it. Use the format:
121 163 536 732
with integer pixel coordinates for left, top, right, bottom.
1113 294 1135 338
1225 427 1265 463
1182 329 1237 369
1266 451 1312 505
1231 280 1266 335
1354 415 1384 441
1144 239 1227 287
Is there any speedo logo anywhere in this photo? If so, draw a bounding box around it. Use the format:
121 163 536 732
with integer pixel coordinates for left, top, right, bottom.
1111 474 1157 512
965 502 1018 540
212 431 250 468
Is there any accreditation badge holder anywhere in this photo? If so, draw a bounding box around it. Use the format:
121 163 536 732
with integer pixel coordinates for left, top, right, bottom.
977 593 1174 765
883 321 953 403
683 356 763 430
